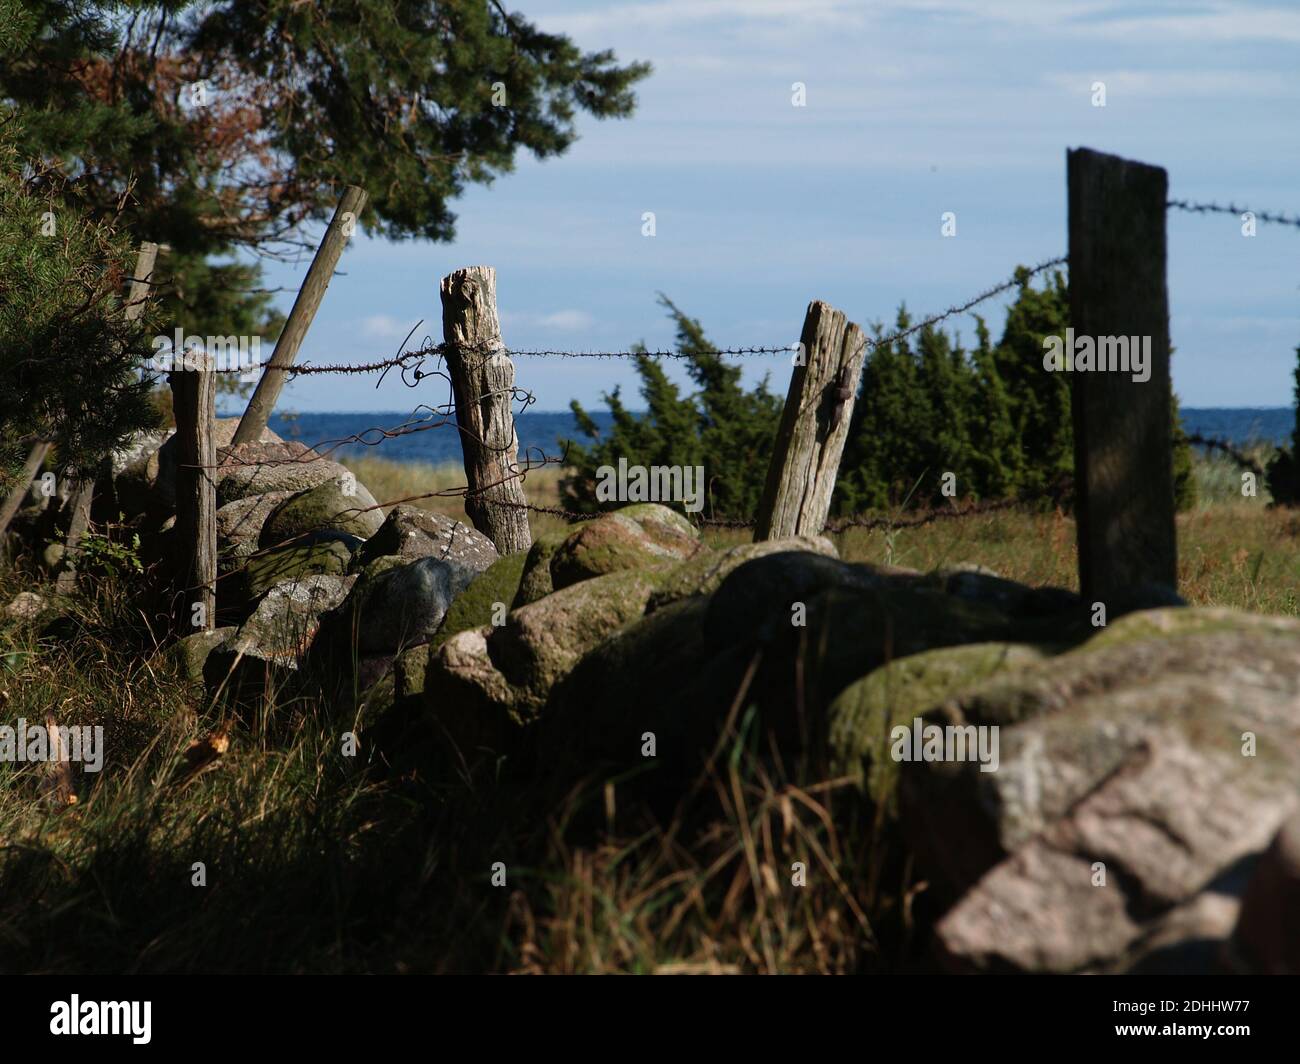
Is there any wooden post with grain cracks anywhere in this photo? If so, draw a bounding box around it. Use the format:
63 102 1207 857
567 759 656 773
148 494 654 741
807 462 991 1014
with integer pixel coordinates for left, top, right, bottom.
439 266 532 554
171 351 217 632
754 301 867 540
233 185 367 447
1067 147 1177 603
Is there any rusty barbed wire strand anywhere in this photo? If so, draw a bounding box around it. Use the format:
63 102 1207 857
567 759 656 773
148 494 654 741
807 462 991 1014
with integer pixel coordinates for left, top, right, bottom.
1167 199 1300 230
867 255 1067 351
186 253 1069 379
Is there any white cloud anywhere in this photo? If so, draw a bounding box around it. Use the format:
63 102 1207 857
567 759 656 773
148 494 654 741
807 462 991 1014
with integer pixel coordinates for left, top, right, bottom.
539 309 596 330
1043 69 1298 99
361 314 416 339
543 0 867 35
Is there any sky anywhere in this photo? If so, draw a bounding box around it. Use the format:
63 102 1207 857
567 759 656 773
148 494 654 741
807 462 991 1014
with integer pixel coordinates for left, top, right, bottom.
249 0 1300 414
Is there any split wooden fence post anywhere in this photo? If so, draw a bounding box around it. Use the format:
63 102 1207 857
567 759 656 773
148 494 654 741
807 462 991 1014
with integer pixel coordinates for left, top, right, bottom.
1067 147 1177 602
233 185 368 446
439 266 532 554
754 301 867 540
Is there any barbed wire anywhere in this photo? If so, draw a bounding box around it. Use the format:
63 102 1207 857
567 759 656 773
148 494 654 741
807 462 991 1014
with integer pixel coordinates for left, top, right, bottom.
1167 199 1300 230
186 252 1069 381
868 255 1066 351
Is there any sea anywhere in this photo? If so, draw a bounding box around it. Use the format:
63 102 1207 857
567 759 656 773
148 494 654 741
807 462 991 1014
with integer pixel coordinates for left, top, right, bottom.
220 407 1294 467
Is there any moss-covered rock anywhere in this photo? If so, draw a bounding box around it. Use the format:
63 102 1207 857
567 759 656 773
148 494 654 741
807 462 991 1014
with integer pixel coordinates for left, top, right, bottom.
645 535 838 612
237 536 356 604
170 626 238 683
827 641 1052 806
549 511 699 591
540 553 1017 790
430 550 528 652
424 566 673 744
514 503 700 606
1079 604 1300 651
513 526 580 607
260 474 385 545
394 644 430 700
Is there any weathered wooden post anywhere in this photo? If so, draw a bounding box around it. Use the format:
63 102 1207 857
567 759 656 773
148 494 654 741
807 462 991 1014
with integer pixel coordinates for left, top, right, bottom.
56 241 161 593
233 185 367 446
0 440 51 537
1067 147 1177 601
171 351 217 631
439 266 532 554
754 301 867 540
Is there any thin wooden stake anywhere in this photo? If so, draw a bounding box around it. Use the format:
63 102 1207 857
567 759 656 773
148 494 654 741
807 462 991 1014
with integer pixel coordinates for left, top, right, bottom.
233 185 368 446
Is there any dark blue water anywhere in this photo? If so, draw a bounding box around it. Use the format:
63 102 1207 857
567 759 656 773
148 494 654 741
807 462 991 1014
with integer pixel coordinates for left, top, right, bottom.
250 409 617 465
214 407 1293 466
1178 408 1292 447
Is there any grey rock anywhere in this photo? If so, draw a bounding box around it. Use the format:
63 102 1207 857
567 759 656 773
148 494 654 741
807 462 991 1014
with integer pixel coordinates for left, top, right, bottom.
135 418 281 510
214 441 349 506
3 591 48 621
919 609 1300 973
333 555 478 656
215 491 295 573
354 504 498 573
231 574 355 667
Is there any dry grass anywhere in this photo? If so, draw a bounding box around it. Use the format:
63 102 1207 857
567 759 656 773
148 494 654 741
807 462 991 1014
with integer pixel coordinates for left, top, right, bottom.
0 449 1295 973
341 449 1299 617
341 454 570 539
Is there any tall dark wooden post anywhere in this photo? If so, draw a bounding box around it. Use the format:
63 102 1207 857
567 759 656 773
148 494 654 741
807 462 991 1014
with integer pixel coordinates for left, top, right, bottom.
1067 147 1177 602
171 352 217 631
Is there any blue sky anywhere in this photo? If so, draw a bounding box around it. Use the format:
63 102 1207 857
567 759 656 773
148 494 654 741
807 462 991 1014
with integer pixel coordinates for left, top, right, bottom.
251 0 1300 413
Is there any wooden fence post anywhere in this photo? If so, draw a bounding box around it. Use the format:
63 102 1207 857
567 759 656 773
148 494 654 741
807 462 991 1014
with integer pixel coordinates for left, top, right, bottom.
1067 147 1177 602
233 185 368 446
171 352 217 631
439 266 532 554
754 300 867 540
56 241 161 593
0 440 51 538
